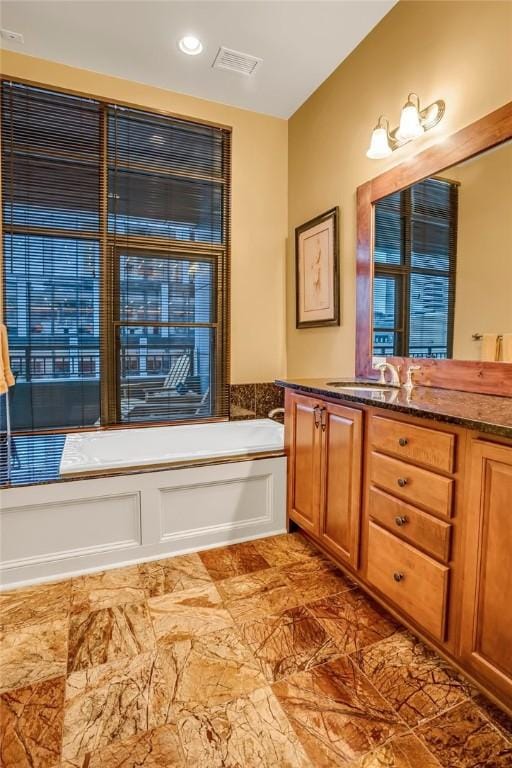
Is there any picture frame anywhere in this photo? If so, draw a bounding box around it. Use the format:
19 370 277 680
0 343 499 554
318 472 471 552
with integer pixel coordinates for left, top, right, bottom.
295 206 340 329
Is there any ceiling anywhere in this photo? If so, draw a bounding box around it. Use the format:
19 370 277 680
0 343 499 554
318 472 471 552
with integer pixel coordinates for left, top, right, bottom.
0 0 396 118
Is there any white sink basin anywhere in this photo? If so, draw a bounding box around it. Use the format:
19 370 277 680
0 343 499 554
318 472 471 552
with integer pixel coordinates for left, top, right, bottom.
326 381 394 394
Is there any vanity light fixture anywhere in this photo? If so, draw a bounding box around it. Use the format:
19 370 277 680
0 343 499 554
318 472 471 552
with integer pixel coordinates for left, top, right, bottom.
397 93 424 140
366 93 445 159
366 117 393 159
178 35 203 56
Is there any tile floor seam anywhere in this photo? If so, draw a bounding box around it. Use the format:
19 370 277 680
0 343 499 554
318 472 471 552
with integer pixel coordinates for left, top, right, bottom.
345 628 410 664
226 602 351 690
404 731 446 768
270 675 412 768
471 694 512 746
264 686 316 768
344 650 416 734
413 696 512 747
412 699 512 768
301 598 402 658
408 690 473 730
174 684 313 768
256 686 319 767
66 598 159 676
344 626 474 728
0 662 68 698
281 581 357 613
485 717 512 747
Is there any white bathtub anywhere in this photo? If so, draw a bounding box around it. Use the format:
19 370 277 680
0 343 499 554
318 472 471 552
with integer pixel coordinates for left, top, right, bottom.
60 418 284 476
2 419 286 588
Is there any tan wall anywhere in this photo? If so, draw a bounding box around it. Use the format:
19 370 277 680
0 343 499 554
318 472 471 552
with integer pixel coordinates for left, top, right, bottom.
447 143 512 360
287 0 512 378
0 50 288 384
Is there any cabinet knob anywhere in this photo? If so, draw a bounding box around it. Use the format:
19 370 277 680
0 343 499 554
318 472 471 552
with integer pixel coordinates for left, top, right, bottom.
395 515 408 527
393 571 405 582
397 477 408 488
398 437 408 447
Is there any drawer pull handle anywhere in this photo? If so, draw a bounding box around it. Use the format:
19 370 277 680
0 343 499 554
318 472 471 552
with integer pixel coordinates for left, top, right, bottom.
393 571 405 582
397 477 408 488
398 437 409 447
395 515 408 527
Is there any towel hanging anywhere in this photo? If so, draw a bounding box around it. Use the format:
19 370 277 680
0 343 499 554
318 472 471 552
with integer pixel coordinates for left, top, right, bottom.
501 334 512 363
480 333 500 362
0 323 15 395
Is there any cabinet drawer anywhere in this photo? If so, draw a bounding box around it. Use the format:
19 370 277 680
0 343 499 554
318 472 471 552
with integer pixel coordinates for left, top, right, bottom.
367 522 449 640
369 487 451 562
370 452 453 518
370 415 455 473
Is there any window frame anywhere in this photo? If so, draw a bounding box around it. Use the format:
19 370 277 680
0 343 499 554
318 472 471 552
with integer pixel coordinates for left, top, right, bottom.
105 242 225 425
1 79 232 434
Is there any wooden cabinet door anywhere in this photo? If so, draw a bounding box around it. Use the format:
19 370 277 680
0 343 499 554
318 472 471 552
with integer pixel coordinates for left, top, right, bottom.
286 392 322 535
460 441 512 706
319 402 363 568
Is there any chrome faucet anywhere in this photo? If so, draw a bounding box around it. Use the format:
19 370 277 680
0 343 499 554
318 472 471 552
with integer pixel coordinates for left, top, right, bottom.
404 364 421 392
376 361 401 387
268 407 285 420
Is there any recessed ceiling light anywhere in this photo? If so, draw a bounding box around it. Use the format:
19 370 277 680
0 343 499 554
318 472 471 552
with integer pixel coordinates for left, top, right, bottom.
179 36 203 56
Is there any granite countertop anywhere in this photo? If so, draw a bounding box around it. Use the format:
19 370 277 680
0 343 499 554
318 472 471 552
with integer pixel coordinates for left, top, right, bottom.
276 378 512 439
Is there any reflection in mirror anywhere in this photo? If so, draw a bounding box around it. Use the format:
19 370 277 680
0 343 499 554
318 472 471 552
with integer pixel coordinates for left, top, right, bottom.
372 139 512 363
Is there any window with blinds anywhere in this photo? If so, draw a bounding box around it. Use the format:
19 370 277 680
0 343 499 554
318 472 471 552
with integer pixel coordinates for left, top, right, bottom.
373 177 458 359
1 81 231 431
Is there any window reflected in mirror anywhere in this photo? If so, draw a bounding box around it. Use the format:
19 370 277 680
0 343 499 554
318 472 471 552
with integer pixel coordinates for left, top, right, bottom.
372 139 512 362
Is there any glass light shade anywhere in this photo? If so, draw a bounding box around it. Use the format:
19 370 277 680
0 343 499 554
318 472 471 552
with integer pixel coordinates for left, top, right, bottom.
397 103 424 140
366 127 392 159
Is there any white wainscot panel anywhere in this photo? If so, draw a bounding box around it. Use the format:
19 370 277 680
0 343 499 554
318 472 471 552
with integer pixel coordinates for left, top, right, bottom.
1 493 141 568
160 474 273 542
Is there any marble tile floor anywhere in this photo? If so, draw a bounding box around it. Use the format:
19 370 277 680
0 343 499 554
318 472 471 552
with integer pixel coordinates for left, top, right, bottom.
1 533 511 768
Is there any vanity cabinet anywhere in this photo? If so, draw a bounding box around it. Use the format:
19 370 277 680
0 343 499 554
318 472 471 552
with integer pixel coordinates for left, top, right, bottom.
365 412 457 642
460 440 512 705
284 386 512 712
286 390 363 567
286 392 322 536
320 400 363 567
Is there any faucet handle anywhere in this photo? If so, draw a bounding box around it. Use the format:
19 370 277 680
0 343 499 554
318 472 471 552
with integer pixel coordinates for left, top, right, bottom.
405 364 421 389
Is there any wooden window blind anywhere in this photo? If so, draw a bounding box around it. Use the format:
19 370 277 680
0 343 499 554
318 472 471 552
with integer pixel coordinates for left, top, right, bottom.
1 81 231 432
2 82 102 430
373 177 458 359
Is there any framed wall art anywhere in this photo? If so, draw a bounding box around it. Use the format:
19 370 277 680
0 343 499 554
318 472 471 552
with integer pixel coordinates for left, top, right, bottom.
295 206 340 328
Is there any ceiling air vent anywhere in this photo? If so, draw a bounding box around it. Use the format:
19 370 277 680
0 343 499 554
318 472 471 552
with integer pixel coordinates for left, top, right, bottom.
212 46 262 76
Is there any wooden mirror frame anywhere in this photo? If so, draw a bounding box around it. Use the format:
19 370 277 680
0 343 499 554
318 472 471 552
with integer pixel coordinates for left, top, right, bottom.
356 101 512 396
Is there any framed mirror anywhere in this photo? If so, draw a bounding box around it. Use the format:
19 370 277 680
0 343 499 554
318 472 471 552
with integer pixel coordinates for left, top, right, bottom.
356 102 512 396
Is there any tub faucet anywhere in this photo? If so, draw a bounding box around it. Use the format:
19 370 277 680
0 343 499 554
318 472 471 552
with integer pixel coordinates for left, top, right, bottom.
376 361 401 387
268 407 285 420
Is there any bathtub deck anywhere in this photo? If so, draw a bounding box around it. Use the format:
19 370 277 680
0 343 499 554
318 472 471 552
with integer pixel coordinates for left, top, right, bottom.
1 532 510 768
